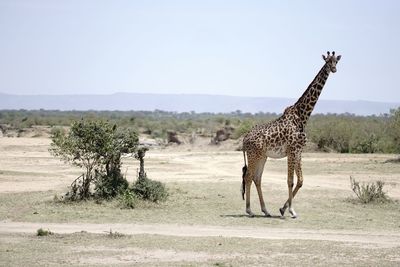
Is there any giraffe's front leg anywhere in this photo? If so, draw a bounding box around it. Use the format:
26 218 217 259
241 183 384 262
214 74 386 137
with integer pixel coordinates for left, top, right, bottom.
280 153 297 218
280 179 296 218
288 206 297 218
288 161 303 218
281 154 303 218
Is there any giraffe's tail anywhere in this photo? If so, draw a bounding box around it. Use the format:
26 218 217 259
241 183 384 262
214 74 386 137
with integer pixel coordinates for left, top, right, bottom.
241 150 247 200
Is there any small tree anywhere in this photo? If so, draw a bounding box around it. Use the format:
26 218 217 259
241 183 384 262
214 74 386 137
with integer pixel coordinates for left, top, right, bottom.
131 146 168 203
94 127 139 199
49 119 138 200
135 146 149 180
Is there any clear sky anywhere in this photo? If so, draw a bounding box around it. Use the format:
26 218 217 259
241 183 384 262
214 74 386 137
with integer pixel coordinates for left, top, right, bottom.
0 0 399 102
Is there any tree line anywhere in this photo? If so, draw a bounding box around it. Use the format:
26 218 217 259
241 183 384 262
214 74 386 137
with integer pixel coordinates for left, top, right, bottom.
1 108 399 153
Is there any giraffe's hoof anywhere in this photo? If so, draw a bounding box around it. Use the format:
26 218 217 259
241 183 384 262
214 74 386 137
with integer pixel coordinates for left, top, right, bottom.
279 207 285 216
289 208 297 219
262 209 271 217
246 210 255 218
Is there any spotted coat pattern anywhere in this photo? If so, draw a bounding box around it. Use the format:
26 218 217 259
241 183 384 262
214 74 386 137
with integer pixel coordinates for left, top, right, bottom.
241 52 341 218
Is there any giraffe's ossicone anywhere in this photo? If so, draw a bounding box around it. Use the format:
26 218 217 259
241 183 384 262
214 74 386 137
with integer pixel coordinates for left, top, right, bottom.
241 51 341 218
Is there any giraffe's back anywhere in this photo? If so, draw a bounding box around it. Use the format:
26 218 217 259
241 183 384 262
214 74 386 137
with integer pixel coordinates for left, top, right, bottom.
243 114 306 159
243 120 289 159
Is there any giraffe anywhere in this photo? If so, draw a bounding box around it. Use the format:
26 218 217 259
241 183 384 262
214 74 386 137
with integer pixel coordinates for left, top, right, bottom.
241 51 341 218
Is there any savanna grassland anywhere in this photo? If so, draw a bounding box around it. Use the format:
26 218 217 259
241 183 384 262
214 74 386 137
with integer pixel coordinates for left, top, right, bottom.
1 110 400 266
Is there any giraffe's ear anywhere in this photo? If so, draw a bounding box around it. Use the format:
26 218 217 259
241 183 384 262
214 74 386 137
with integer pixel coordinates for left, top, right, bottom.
336 55 341 61
322 54 327 61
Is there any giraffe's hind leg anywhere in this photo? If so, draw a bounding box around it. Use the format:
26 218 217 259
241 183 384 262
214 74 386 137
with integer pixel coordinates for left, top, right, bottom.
244 179 254 217
243 152 260 217
253 157 270 217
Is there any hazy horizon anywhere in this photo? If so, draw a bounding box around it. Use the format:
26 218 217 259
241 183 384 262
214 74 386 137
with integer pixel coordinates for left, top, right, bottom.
1 93 398 116
1 91 400 105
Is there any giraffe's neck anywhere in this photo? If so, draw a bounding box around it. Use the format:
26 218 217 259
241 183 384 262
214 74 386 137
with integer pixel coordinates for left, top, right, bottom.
293 63 330 127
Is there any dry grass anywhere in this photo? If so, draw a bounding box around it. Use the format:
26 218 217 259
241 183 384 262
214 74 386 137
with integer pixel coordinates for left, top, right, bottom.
1 182 400 231
1 137 400 266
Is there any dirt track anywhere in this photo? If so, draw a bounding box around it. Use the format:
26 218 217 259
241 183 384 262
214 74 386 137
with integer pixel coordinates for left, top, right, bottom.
1 221 399 248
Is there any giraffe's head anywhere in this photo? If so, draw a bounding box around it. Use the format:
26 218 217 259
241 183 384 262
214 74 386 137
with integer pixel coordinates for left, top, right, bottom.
322 51 341 73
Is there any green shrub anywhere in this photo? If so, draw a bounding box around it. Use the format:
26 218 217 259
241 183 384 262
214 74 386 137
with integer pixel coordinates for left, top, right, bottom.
388 108 400 153
94 170 129 200
349 133 380 153
350 177 391 204
118 189 138 209
37 228 53 236
233 120 254 139
132 176 168 203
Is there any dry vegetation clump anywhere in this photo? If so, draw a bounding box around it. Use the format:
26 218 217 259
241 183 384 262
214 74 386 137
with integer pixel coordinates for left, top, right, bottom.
107 229 124 238
349 176 392 204
384 157 400 163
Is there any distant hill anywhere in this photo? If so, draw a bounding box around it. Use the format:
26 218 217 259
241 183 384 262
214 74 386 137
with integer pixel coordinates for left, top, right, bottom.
0 92 398 115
